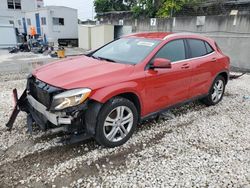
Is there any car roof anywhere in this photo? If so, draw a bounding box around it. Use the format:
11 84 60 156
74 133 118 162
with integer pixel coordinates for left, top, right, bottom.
125 32 213 42
125 32 173 40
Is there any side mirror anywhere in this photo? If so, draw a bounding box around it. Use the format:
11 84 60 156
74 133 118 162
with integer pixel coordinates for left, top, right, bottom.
151 58 172 69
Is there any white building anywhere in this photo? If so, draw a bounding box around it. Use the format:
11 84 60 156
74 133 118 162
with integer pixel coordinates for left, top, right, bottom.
0 0 78 46
25 6 78 43
0 0 44 33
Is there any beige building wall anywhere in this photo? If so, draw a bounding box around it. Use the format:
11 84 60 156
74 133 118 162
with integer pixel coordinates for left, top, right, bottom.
90 25 114 50
78 24 114 50
78 25 92 50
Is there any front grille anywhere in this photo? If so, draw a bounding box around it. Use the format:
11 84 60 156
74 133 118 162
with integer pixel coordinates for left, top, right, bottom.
27 76 62 109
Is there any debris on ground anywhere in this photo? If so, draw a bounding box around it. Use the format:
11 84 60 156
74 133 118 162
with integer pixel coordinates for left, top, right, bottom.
243 95 250 100
160 111 176 120
229 72 246 80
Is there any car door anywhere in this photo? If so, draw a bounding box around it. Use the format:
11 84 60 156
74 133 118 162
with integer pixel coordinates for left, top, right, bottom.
186 39 216 98
143 39 192 114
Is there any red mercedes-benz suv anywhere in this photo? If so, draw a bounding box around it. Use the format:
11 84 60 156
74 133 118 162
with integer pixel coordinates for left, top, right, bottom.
7 32 230 147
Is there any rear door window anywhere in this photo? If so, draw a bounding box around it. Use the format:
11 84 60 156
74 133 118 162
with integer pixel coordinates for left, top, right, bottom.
187 39 208 58
154 39 186 62
205 42 214 54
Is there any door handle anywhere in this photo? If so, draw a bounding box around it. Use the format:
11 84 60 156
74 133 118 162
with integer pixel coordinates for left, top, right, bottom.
181 63 190 69
211 58 217 62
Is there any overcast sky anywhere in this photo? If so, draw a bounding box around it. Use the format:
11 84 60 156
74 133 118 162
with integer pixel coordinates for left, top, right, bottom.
44 0 95 21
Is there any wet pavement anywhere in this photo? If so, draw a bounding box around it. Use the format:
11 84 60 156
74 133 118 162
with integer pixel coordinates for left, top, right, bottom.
0 48 86 74
0 60 55 73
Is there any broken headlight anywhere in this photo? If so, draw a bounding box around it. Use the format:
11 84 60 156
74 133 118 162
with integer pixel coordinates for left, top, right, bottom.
51 88 91 110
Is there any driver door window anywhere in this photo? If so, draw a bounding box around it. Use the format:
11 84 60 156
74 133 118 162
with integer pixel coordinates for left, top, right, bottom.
154 39 186 62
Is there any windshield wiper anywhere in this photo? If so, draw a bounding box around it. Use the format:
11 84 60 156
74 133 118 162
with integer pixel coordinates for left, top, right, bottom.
98 56 116 62
90 55 116 62
90 55 99 60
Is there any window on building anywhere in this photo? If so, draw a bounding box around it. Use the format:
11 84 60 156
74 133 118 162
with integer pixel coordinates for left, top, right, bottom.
53 17 64 25
7 0 14 9
7 0 21 10
27 18 31 25
154 39 186 62
41 17 46 25
9 20 14 25
14 0 21 9
18 19 21 26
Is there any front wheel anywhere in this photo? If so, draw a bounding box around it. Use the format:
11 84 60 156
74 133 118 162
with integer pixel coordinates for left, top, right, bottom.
95 97 138 148
201 75 226 106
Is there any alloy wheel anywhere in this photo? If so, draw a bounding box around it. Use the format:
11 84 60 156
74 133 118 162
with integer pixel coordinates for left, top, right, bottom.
103 106 134 142
211 79 224 103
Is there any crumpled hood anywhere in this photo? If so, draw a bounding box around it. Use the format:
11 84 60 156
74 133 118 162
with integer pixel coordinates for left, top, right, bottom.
33 55 134 90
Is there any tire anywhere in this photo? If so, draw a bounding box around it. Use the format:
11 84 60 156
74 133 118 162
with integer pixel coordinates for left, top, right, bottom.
201 75 226 106
95 97 138 148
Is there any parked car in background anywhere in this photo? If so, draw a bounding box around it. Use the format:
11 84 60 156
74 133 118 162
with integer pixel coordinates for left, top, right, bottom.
6 32 230 148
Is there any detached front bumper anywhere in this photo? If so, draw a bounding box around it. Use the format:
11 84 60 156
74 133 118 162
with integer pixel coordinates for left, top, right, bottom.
6 88 101 143
6 89 74 130
27 94 72 126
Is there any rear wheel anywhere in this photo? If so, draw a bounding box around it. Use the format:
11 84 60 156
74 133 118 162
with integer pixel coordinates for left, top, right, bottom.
201 75 225 106
95 97 138 148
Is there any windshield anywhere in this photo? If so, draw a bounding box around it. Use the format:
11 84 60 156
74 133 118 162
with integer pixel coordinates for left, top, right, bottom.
91 38 161 65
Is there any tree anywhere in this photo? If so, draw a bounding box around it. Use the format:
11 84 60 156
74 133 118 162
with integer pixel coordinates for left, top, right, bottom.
94 0 133 13
131 0 158 18
156 0 200 17
94 0 112 13
94 0 200 18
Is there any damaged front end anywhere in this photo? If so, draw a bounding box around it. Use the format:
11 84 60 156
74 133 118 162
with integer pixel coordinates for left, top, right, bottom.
6 75 102 144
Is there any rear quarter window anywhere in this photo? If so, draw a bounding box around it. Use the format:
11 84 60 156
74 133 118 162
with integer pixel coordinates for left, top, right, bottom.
187 39 214 58
205 42 214 54
188 39 207 58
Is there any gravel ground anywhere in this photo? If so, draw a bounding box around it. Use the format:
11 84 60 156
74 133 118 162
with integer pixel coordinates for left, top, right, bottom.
0 73 249 187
